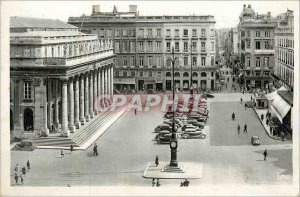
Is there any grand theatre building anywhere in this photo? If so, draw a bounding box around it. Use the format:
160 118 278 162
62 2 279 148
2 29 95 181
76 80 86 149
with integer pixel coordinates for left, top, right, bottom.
10 17 115 138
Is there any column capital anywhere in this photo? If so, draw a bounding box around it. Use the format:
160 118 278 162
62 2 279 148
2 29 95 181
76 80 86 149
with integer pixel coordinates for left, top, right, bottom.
60 78 69 84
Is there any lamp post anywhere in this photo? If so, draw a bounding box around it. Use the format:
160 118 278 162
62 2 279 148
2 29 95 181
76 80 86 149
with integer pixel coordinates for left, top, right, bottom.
169 47 178 167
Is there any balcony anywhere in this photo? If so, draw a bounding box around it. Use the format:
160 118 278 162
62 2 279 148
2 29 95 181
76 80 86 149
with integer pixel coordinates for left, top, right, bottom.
254 49 275 55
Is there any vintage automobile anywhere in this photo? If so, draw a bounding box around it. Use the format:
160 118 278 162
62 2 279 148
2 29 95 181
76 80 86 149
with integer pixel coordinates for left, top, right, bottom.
251 136 260 145
154 131 171 140
157 134 173 144
181 124 201 132
154 124 172 132
181 129 206 139
163 120 180 130
204 93 215 98
164 118 183 127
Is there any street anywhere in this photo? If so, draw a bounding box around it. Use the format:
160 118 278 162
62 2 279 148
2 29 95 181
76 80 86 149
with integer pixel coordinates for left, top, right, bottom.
11 93 292 186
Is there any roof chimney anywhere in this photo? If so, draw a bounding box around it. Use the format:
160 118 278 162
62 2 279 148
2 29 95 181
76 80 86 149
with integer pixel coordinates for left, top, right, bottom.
92 5 100 14
248 4 251 8
243 4 246 10
129 5 137 13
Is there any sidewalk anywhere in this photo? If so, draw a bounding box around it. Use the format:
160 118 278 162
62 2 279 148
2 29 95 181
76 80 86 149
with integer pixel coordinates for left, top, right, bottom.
253 108 292 142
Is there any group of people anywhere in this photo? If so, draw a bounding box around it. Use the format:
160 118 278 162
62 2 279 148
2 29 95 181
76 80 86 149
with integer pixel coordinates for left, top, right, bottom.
232 113 248 134
152 178 161 187
14 160 30 185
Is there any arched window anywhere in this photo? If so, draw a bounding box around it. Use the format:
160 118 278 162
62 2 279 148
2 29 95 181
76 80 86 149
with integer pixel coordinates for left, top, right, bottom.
201 72 207 77
183 72 189 77
166 72 171 77
24 108 34 131
192 72 198 77
174 72 180 77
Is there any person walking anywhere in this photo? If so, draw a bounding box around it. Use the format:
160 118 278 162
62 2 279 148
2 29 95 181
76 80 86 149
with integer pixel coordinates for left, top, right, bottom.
263 149 268 161
261 113 264 121
240 97 243 104
70 144 74 152
135 109 137 115
266 118 269 126
60 149 64 157
245 103 247 110
152 178 156 187
156 179 160 187
26 160 30 171
22 166 26 176
15 172 18 184
244 124 247 133
237 124 240 134
155 155 159 167
93 143 98 156
232 112 235 120
14 164 19 173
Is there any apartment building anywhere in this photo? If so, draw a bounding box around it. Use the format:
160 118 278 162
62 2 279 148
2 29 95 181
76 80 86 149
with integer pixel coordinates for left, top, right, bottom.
69 5 217 91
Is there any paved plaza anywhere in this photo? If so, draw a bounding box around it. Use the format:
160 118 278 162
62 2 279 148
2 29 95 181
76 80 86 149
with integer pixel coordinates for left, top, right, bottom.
11 93 292 186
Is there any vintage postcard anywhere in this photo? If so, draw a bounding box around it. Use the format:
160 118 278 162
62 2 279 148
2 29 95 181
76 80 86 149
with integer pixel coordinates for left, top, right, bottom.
0 0 299 196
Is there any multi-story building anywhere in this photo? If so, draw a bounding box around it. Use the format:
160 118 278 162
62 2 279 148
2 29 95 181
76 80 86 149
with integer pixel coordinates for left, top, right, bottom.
237 4 277 91
69 5 217 92
274 9 294 92
10 17 115 138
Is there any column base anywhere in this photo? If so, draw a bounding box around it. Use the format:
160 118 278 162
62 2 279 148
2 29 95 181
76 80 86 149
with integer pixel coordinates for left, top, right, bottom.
61 130 70 137
90 112 94 119
43 128 49 137
94 110 98 116
85 115 90 122
80 118 86 125
69 125 76 133
75 121 81 129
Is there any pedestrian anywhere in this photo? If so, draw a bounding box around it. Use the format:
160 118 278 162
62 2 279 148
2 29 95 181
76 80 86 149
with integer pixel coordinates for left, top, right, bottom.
263 149 267 161
232 112 235 120
70 144 74 152
261 114 264 121
281 132 285 141
21 166 26 176
250 96 252 101
61 148 64 158
93 143 98 156
152 178 156 187
135 109 137 115
240 97 243 104
156 179 160 187
20 173 24 185
266 118 269 126
245 103 247 110
14 164 19 173
155 155 159 167
26 160 30 170
15 173 18 184
237 124 240 134
244 124 247 133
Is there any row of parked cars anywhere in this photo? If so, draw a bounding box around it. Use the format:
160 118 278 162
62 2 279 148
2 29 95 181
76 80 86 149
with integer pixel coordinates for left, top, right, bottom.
153 97 209 144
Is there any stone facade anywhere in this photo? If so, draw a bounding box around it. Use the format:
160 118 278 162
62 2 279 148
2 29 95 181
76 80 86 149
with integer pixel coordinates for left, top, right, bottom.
237 4 277 91
10 17 115 138
274 9 294 92
68 5 217 92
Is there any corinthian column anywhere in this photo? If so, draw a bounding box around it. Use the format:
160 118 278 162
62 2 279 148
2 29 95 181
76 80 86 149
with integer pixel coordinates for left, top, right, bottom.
84 73 90 122
61 79 70 137
89 71 94 118
68 78 76 133
93 70 98 115
79 74 85 125
74 76 80 128
110 64 114 96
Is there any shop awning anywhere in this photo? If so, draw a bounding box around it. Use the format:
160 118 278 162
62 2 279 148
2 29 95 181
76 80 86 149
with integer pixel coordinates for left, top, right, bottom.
271 94 292 122
266 90 277 101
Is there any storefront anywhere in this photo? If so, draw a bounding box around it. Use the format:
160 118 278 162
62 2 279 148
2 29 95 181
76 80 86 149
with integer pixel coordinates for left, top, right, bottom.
114 78 136 91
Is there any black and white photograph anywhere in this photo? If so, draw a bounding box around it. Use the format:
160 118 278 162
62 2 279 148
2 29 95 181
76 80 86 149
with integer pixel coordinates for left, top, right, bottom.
0 0 299 196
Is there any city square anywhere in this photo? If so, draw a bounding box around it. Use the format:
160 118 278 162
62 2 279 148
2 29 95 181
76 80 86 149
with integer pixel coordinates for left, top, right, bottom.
1 1 298 196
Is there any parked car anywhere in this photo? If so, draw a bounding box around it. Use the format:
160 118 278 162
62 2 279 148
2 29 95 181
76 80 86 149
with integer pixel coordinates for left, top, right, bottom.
154 131 171 140
181 129 206 139
147 89 156 94
163 120 179 130
182 124 201 132
204 93 215 98
154 124 172 132
251 136 260 145
157 135 172 144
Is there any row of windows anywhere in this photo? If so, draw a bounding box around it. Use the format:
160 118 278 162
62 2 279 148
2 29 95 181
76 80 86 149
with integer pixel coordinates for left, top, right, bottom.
242 40 273 50
277 38 294 48
166 41 214 51
241 30 271 38
277 48 294 66
245 57 270 68
114 71 213 78
115 56 162 67
276 65 294 86
115 41 162 52
165 28 214 37
96 28 215 38
244 70 270 77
